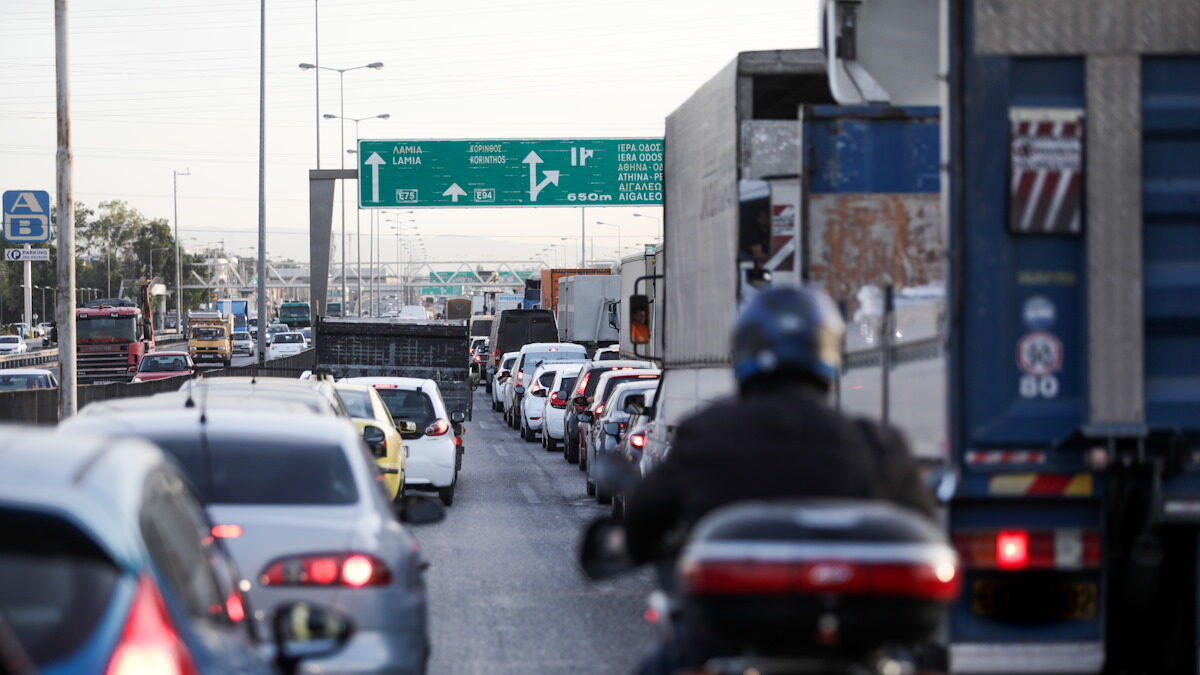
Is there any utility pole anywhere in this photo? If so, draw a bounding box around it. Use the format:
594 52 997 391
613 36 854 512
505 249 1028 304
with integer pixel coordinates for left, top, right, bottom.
173 168 189 327
255 0 268 365
55 0 77 417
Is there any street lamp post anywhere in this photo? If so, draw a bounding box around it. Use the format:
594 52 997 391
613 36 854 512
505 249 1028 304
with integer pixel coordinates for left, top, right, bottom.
593 221 621 263
173 168 190 324
324 110 388 316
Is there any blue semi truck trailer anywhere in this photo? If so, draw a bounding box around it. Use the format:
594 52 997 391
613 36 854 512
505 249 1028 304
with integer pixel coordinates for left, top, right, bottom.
936 2 1200 672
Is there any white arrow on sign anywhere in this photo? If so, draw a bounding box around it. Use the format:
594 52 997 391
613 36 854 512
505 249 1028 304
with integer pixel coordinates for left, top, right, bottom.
365 152 386 203
522 151 560 202
442 183 467 203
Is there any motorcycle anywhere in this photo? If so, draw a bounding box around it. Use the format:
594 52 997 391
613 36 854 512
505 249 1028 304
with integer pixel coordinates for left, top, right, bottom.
580 494 959 675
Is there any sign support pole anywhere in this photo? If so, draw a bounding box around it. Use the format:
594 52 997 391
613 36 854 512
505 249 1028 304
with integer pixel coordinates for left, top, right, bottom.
23 246 32 328
54 0 76 418
580 207 586 267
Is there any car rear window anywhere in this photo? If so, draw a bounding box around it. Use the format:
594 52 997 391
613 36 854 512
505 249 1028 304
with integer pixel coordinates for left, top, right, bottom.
0 508 120 666
581 366 643 397
339 389 374 419
595 350 621 361
501 356 517 370
599 375 660 406
274 334 303 344
150 435 358 505
556 375 577 395
140 355 188 372
372 388 436 432
521 350 585 373
0 374 47 390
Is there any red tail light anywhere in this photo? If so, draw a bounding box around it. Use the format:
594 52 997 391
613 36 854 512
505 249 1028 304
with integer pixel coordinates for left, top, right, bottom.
953 529 1100 570
680 559 959 603
106 577 197 675
550 392 567 409
210 524 242 539
259 553 392 587
630 432 646 449
424 419 450 436
575 372 591 396
594 404 605 416
516 371 525 385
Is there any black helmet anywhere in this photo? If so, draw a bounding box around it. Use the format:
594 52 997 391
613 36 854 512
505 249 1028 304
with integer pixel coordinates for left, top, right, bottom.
732 286 844 389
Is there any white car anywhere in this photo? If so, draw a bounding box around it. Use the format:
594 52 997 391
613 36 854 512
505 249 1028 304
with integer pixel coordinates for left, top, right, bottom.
0 368 57 390
592 345 622 361
231 330 256 356
342 377 462 505
491 351 519 413
518 361 585 443
540 360 585 449
265 322 289 345
267 331 306 360
505 342 588 430
0 335 29 354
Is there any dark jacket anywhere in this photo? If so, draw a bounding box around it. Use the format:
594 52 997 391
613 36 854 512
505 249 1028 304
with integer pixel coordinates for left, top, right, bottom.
623 382 936 564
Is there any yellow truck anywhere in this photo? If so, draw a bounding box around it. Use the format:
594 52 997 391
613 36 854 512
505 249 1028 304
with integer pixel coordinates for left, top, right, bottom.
187 311 234 367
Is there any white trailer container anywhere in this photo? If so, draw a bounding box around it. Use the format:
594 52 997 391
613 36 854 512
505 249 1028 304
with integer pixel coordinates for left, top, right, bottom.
556 275 620 346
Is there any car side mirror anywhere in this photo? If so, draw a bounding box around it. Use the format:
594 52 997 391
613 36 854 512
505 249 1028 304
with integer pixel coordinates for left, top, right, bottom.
449 410 466 424
623 394 645 416
498 371 510 381
272 603 354 675
572 395 589 407
362 425 388 458
577 410 594 423
514 385 525 394
396 494 446 525
602 421 622 437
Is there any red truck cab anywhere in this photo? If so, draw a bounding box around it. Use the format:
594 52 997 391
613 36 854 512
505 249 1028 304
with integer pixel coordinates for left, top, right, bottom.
76 305 155 383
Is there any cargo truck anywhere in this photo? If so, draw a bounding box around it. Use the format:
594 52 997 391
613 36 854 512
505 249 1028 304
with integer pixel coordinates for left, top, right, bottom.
921 1 1200 671
315 319 473 421
632 49 944 465
556 275 619 352
186 311 233 367
75 283 157 384
538 268 610 315
215 299 249 332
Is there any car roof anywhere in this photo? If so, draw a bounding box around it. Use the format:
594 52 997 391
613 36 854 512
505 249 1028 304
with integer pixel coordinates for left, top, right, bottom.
533 361 586 375
0 368 53 376
147 350 189 356
594 368 660 389
78 390 319 417
61 407 359 447
581 359 655 372
340 376 448 412
0 427 170 569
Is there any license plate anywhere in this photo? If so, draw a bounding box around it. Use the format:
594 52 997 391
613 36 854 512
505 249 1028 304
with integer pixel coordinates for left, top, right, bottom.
972 578 1098 620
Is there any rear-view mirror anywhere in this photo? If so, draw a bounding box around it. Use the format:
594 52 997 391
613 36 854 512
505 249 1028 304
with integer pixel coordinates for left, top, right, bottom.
623 394 645 416
272 602 353 674
397 494 446 525
628 294 650 345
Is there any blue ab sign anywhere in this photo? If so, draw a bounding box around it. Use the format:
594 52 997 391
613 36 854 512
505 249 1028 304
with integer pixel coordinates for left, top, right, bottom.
2 190 52 243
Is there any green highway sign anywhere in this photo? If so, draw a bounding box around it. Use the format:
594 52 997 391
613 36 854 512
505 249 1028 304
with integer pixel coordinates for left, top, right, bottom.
357 138 662 208
429 270 533 283
418 285 463 296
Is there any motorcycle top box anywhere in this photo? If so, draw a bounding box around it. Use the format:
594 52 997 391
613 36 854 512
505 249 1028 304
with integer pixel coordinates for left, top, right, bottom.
677 500 959 654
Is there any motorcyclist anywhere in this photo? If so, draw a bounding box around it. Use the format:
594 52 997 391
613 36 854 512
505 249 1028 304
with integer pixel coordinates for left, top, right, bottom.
622 285 936 672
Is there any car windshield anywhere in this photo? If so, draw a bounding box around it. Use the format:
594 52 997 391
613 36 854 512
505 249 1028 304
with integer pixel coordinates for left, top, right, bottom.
269 325 287 333
232 332 250 341
139 356 188 372
0 374 47 390
339 389 374 419
274 333 303 344
76 317 138 342
373 388 436 429
151 435 358 505
0 509 120 667
0 336 18 344
279 305 308 318
191 327 223 340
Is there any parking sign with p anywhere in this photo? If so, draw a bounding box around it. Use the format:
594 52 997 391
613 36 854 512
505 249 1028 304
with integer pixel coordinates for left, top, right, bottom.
3 190 52 243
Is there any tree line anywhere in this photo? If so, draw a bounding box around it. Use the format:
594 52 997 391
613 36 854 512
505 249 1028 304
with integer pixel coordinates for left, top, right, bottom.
0 200 209 325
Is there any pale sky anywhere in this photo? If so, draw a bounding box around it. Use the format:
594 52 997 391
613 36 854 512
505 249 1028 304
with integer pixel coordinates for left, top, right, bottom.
1 0 819 270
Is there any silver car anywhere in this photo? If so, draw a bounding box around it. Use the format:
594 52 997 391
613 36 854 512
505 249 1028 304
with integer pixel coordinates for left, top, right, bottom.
59 405 439 674
232 330 257 356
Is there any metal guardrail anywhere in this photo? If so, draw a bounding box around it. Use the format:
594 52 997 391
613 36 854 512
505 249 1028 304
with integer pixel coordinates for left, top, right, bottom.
842 336 943 371
0 335 188 370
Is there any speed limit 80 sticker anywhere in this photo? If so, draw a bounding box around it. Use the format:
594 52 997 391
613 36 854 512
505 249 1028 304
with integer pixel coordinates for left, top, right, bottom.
1017 331 1063 399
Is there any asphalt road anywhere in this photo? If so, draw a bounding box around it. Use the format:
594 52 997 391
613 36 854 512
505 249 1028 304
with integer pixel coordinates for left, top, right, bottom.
417 389 656 675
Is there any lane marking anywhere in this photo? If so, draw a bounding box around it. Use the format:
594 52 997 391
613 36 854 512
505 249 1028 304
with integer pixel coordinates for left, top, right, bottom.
494 445 509 457
518 482 541 504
